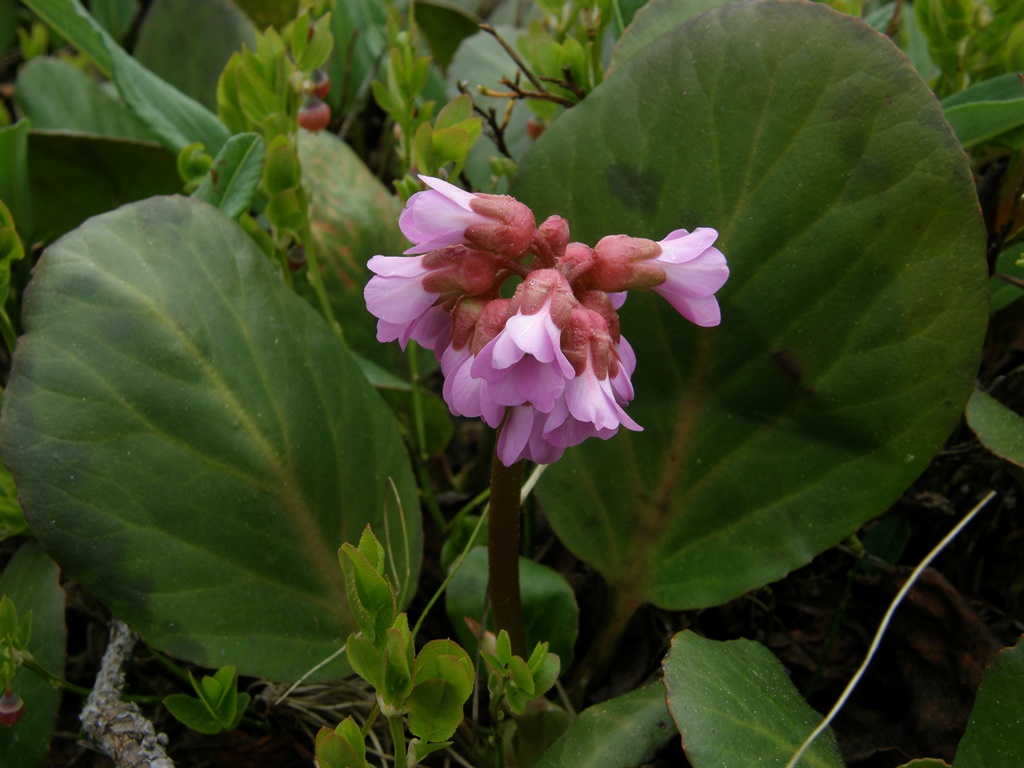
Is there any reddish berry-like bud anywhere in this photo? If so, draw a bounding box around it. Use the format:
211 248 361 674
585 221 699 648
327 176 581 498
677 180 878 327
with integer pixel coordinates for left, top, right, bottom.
526 118 546 140
298 96 331 132
0 689 25 727
310 68 330 99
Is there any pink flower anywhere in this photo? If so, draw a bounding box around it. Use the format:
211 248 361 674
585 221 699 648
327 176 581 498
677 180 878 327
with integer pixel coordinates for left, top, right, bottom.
399 176 536 259
470 270 576 413
364 254 450 353
589 229 729 327
365 246 507 355
651 228 729 327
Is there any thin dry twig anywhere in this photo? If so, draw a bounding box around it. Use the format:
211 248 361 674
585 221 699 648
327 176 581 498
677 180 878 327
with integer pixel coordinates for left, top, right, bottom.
80 620 175 768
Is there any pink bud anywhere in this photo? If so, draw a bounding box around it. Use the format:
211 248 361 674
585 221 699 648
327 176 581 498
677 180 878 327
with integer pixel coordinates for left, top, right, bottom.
587 235 665 292
532 216 570 267
0 689 24 727
465 194 536 259
421 245 506 298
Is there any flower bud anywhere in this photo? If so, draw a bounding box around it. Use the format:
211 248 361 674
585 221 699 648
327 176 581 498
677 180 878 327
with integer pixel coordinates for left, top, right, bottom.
532 215 570 266
421 245 506 298
465 193 537 259
587 235 665 292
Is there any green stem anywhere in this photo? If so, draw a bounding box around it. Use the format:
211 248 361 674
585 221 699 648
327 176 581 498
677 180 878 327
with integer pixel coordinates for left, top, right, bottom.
388 715 408 768
488 450 526 658
299 220 342 344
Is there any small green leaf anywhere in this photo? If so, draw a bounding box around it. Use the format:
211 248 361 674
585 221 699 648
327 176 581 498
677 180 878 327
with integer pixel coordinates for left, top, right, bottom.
296 13 333 73
414 639 474 702
407 678 465 742
346 634 383 690
381 617 415 708
339 542 396 644
663 631 843 767
966 388 1024 468
509 656 535 696
495 629 512 668
193 132 265 219
357 525 385 574
316 725 371 768
954 638 1024 766
164 692 223 735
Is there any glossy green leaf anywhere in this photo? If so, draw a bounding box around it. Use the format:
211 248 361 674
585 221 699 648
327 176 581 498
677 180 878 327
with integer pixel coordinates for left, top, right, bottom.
532 684 673 768
663 631 843 767
941 72 1024 149
967 388 1024 469
193 132 265 219
954 638 1024 767
15 57 154 140
0 196 420 680
512 0 986 613
0 543 66 768
445 547 578 667
134 0 256 111
27 131 180 244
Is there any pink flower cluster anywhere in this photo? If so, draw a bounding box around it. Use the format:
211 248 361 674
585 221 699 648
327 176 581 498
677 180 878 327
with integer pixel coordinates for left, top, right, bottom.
364 176 729 466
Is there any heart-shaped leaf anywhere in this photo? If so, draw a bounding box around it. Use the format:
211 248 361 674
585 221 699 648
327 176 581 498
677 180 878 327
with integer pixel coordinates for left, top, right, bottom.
512 0 987 614
0 196 420 680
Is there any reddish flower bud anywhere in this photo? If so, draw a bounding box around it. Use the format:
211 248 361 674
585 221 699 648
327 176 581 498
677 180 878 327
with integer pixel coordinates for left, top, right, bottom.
532 216 570 267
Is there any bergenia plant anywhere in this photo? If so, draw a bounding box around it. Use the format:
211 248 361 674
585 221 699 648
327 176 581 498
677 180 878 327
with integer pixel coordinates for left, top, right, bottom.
364 175 728 652
364 175 729 467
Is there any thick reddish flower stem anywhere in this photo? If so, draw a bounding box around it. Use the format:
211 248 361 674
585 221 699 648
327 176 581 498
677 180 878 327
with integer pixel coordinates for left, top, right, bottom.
488 453 527 658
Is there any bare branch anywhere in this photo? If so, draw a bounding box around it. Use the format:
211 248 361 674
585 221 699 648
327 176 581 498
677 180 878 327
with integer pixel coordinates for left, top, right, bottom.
80 621 175 768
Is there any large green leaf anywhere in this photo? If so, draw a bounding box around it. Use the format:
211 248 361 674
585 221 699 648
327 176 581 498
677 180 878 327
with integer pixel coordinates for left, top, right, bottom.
27 131 181 244
134 0 256 111
954 638 1024 767
512 0 986 612
532 684 673 768
0 196 421 681
15 57 155 141
663 631 844 767
0 542 66 768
